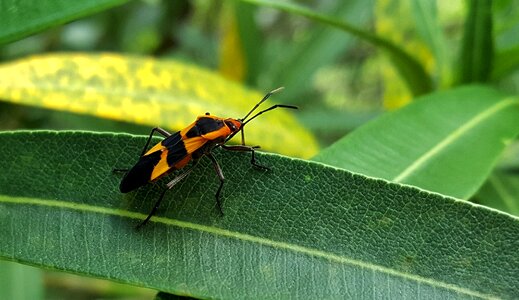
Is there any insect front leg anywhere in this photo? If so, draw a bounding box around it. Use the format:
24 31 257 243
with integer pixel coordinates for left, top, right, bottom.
136 160 199 229
220 144 270 171
206 153 225 216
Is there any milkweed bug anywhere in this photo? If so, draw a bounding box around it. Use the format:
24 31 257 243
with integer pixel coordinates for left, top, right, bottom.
114 87 296 228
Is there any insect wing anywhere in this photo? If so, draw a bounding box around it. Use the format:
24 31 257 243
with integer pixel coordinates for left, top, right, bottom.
119 150 162 193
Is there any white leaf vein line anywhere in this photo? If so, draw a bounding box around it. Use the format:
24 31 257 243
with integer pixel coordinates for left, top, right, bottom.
1 196 497 299
392 97 519 183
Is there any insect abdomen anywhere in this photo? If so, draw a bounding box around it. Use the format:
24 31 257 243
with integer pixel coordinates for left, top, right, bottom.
119 151 162 193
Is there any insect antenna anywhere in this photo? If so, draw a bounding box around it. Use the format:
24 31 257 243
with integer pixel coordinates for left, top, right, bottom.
225 87 297 145
241 104 298 127
239 87 285 122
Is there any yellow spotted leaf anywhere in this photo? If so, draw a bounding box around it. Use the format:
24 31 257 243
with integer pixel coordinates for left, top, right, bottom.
0 53 318 158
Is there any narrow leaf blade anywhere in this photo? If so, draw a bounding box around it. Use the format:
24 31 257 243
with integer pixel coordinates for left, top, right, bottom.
0 0 129 45
457 0 494 83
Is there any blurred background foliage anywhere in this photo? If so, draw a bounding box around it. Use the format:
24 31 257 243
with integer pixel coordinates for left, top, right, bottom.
0 0 518 299
1 0 518 143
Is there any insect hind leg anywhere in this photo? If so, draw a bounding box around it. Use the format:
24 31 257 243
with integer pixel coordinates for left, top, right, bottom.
136 161 199 229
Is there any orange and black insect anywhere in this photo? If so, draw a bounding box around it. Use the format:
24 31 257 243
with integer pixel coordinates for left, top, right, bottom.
114 87 296 228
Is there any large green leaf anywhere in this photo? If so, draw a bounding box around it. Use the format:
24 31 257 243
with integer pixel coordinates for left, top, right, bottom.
313 86 519 199
0 131 518 298
0 0 129 45
0 53 318 158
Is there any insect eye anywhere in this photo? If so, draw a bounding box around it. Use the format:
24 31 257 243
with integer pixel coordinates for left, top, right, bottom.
224 120 237 131
205 112 210 116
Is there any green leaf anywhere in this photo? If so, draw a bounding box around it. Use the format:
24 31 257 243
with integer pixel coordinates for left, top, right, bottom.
268 0 373 103
473 142 519 216
0 131 518 298
0 261 43 300
240 0 432 96
232 1 262 85
475 172 519 216
410 0 450 86
313 85 519 199
492 45 519 80
457 0 494 84
0 53 318 158
0 0 130 45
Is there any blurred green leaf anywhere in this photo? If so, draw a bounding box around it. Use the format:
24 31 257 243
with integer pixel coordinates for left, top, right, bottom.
44 271 155 299
0 261 43 300
473 141 519 216
268 0 372 103
492 45 519 80
493 0 519 50
0 131 518 298
233 1 262 85
218 2 245 82
457 0 493 84
475 172 519 216
313 86 519 199
411 0 450 86
0 53 318 158
241 0 432 96
0 0 130 45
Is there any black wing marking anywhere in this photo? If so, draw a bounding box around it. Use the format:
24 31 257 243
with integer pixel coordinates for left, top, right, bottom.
163 131 189 166
120 131 185 193
119 150 162 193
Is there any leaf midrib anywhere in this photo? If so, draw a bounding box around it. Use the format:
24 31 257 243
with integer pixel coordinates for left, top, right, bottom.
392 97 519 183
0 195 494 298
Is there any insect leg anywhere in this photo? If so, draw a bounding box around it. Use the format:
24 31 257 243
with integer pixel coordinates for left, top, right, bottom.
140 127 172 156
206 153 225 216
220 144 270 171
113 127 172 174
136 161 198 229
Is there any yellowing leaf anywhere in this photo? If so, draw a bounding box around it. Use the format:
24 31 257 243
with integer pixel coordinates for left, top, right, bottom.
0 53 318 158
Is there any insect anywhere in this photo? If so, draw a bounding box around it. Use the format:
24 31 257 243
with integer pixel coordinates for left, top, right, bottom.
114 87 296 228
